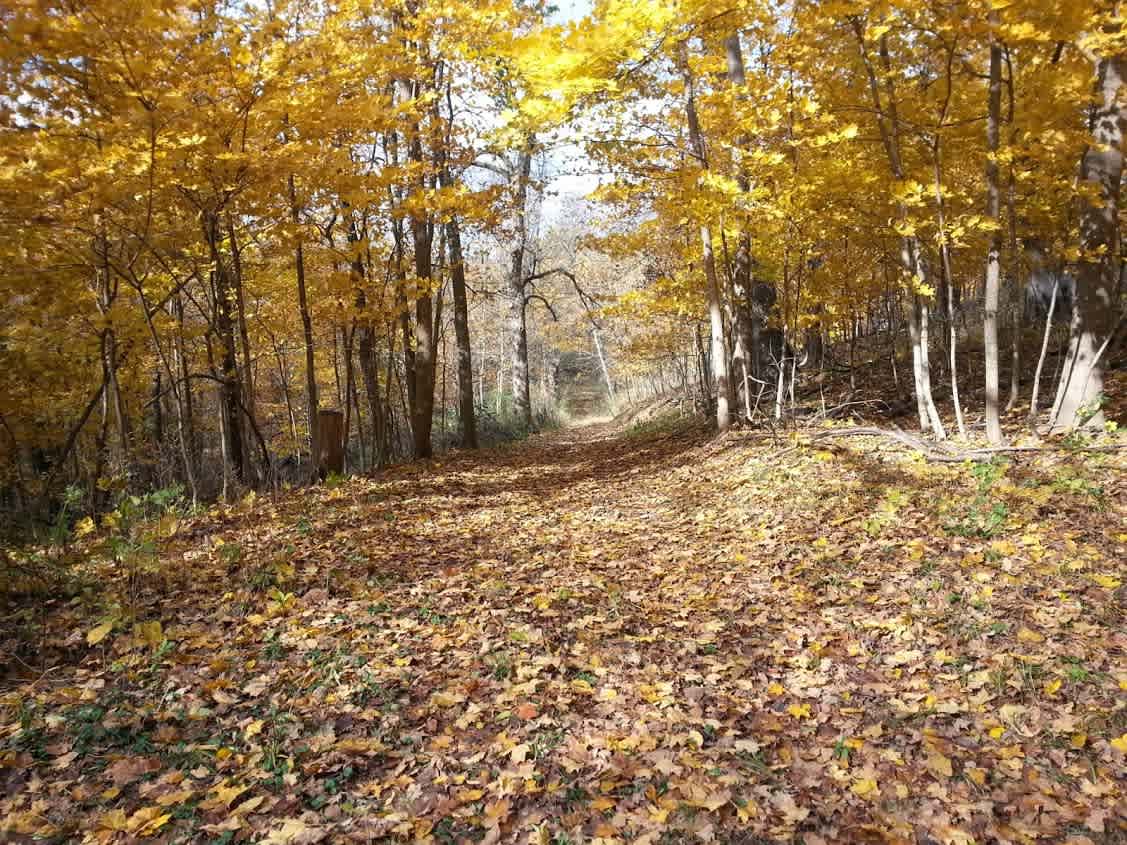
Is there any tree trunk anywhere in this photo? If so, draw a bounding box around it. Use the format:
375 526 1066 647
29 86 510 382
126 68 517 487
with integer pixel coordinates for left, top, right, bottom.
856 27 945 439
316 409 344 478
1029 277 1059 427
507 142 534 428
226 213 256 475
933 144 966 438
680 41 733 432
341 323 356 472
410 213 436 459
592 326 617 415
403 105 437 459
348 211 388 468
173 294 198 501
289 175 319 476
274 340 300 458
724 32 757 409
1050 51 1125 431
443 198 478 448
983 20 1004 444
205 212 245 483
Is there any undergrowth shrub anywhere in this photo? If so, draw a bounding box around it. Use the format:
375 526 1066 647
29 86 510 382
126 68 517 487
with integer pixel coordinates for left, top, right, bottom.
475 393 569 447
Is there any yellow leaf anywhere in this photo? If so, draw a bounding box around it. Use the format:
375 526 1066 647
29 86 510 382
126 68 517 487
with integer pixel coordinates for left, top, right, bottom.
432 691 465 708
264 818 321 845
1070 733 1087 749
1110 733 1127 753
767 682 785 696
98 810 129 832
926 752 954 778
128 806 171 836
1017 627 1044 643
202 782 249 810
989 726 1005 739
1090 573 1121 589
87 621 114 646
787 703 811 720
74 516 96 537
1043 678 1062 696
851 778 878 798
133 621 163 648
244 720 265 740
156 789 194 807
233 795 265 815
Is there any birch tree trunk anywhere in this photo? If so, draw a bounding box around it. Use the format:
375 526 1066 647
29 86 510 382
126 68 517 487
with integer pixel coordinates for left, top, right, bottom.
983 19 1005 444
1050 50 1125 431
855 25 945 438
724 32 757 413
681 41 733 432
507 142 534 429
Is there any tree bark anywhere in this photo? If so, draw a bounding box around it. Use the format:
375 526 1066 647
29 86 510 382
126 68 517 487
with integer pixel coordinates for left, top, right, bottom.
983 18 1005 444
205 212 245 483
507 141 534 428
437 168 478 448
680 41 733 432
1029 277 1058 427
289 175 319 476
854 24 945 438
724 32 757 410
933 145 966 438
1050 50 1125 431
226 213 256 470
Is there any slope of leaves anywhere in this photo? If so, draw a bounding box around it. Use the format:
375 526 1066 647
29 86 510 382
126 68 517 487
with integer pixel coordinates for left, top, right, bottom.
1 415 1125 844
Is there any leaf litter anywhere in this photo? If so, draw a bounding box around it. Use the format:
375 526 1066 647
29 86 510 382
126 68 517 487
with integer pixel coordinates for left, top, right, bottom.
1 419 1125 843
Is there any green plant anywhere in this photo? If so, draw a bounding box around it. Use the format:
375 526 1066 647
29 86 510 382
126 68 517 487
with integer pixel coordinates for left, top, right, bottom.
49 484 85 547
945 458 1010 538
487 652 514 681
531 727 565 761
1051 466 1105 507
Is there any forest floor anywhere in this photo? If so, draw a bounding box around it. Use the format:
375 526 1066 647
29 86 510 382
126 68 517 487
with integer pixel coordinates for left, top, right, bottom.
2 409 1126 844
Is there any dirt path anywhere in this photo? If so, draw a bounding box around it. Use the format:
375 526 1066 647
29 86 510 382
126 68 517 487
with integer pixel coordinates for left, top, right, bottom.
2 421 1125 843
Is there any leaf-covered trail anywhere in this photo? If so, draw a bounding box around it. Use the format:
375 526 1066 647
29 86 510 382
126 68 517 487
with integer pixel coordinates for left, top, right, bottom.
3 420 1126 844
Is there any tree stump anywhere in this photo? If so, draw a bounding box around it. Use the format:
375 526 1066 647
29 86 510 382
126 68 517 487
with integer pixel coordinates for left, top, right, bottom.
317 409 345 478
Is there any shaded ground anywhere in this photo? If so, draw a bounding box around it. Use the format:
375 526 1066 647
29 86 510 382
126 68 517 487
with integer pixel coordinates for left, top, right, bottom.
1 416 1125 844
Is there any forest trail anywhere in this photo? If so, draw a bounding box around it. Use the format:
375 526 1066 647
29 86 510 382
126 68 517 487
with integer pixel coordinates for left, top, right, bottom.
3 419 1126 844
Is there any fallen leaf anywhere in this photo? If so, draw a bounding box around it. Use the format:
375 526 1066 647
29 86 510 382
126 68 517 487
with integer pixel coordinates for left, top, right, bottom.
851 778 878 798
926 752 954 778
87 621 114 645
262 817 325 844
